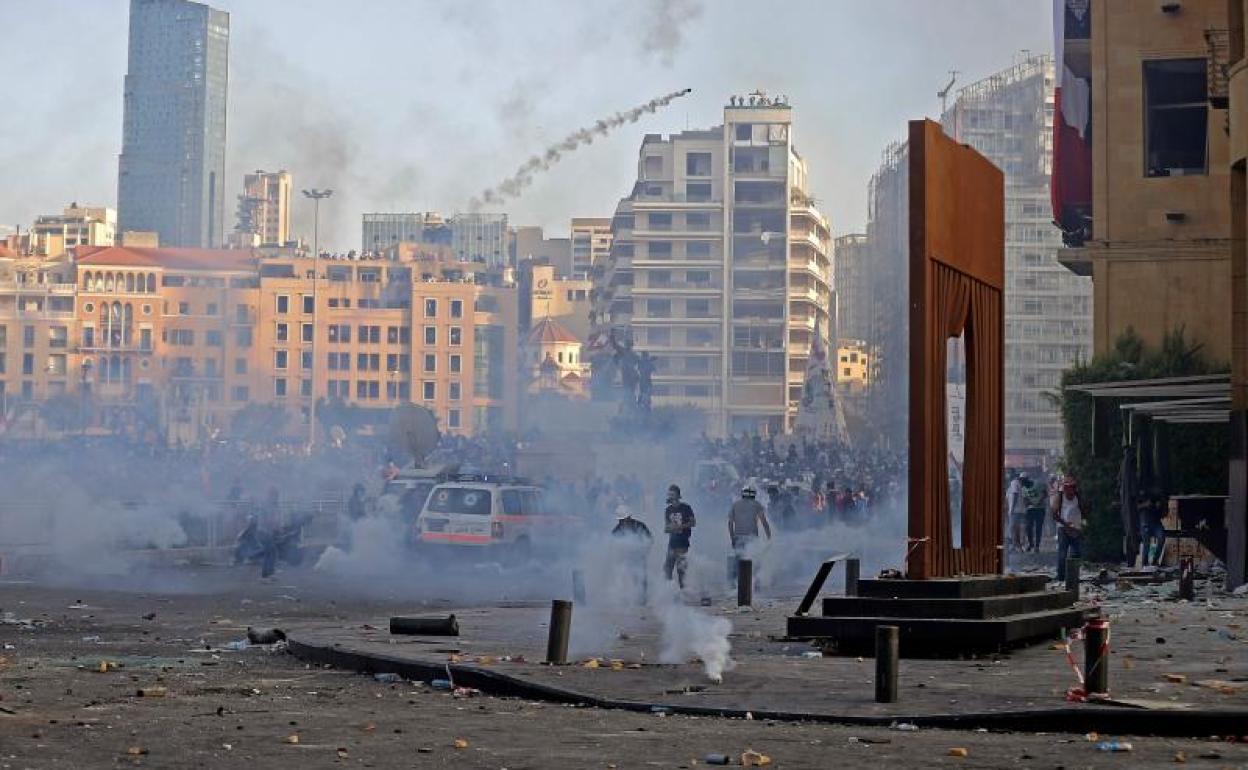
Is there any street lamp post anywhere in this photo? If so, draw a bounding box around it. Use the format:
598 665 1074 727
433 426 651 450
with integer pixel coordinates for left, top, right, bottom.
302 188 333 448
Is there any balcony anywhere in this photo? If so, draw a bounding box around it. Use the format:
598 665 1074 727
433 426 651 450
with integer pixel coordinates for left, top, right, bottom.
1206 28 1230 109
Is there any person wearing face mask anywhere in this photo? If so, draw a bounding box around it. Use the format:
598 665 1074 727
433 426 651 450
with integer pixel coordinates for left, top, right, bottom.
1052 476 1084 582
662 484 696 589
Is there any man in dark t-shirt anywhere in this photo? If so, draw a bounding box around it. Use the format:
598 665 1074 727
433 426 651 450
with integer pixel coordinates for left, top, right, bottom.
663 484 696 589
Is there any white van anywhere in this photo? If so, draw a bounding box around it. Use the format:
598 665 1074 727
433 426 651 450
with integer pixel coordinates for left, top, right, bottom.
415 476 583 561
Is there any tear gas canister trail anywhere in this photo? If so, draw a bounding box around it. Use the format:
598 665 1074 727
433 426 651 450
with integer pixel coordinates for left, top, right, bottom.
468 88 693 210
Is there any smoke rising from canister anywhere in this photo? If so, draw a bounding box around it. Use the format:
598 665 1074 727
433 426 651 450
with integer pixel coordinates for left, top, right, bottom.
468 88 693 211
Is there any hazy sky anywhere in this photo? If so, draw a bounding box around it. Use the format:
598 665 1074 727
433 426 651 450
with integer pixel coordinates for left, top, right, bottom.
0 0 1051 251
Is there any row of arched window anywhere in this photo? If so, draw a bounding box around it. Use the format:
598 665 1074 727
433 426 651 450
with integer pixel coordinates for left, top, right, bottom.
96 354 132 384
99 301 134 348
80 270 158 294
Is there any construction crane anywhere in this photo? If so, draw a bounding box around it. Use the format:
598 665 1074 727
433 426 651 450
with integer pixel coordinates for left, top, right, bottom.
937 70 959 115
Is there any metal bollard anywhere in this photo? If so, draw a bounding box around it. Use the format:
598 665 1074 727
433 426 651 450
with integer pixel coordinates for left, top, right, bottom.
845 557 860 597
572 569 587 605
737 559 753 607
1178 556 1195 601
875 625 899 703
1065 558 1081 599
1084 614 1110 697
545 599 572 665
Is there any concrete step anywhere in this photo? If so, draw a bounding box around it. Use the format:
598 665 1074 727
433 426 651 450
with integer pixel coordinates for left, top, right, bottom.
821 590 1076 620
787 607 1087 655
855 574 1048 600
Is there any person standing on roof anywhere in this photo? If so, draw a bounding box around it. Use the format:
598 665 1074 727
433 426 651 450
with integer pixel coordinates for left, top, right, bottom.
662 485 696 589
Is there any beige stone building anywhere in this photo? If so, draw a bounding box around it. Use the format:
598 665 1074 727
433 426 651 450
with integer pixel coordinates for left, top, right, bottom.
520 262 591 342
0 250 78 422
569 217 612 278
591 95 833 435
31 204 116 257
1059 0 1232 361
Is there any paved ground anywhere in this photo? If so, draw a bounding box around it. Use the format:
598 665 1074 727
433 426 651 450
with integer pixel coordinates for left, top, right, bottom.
2 568 1247 768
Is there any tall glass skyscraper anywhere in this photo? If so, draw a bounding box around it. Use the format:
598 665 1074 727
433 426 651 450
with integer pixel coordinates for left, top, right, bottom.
117 0 229 248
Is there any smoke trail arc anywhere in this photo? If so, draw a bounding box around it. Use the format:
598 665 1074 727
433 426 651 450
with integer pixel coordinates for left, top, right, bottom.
468 88 693 211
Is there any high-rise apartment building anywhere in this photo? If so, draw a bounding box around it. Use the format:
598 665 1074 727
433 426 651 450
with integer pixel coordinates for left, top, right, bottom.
591 95 833 435
861 141 909 449
569 217 613 278
943 56 1093 466
117 0 229 249
235 170 292 247
833 233 871 343
451 213 509 269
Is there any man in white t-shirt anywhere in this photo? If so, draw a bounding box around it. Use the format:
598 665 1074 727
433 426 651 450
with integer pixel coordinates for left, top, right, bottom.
1052 477 1084 582
1005 472 1027 553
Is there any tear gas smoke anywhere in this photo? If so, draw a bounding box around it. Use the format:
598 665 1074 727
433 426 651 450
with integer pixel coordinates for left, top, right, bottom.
640 0 705 67
468 88 693 211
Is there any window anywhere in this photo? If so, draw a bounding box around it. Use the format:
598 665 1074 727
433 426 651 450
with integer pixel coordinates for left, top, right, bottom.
23 326 35 347
302 295 314 314
235 304 249 323
236 328 253 347
449 381 461 401
276 295 289 314
686 182 712 202
647 299 671 317
275 378 287 397
649 241 672 259
687 212 711 230
301 351 313 370
276 322 289 342
686 152 712 176
424 298 438 318
235 357 247 375
449 327 462 346
448 409 461 429
387 326 410 344
644 155 663 177
736 123 752 141
357 353 380 371
301 323 314 343
844 367 852 377
232 386 249 402
0 327 5 347
687 299 711 317
648 328 671 346
275 350 289 370
450 299 463 318
178 301 190 315
22 353 34 375
206 330 222 346
423 381 436 400
1144 59 1209 177
648 213 672 231
424 326 437 345
328 324 350 343
355 380 380 400
206 303 218 316
357 325 380 344
300 378 312 397
449 354 462 373
424 353 437 372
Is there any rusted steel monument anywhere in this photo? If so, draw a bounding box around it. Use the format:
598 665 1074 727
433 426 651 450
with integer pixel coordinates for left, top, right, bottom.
787 120 1081 653
906 118 1005 579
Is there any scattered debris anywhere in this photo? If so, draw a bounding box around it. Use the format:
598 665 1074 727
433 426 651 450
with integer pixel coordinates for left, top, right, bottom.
1164 674 1186 684
373 673 401 684
741 749 772 766
1174 751 1187 763
452 687 481 698
453 738 469 749
126 746 148 756
1096 741 1134 752
704 753 730 765
336 747 349 759
891 723 919 732
81 635 102 643
142 613 157 621
283 734 300 745
431 679 453 690
135 686 167 698
948 747 969 758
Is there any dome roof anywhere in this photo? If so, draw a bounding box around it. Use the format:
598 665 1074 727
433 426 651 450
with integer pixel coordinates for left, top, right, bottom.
526 315 581 346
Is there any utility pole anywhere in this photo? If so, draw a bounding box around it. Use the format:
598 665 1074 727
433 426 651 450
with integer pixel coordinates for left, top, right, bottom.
301 188 333 448
938 70 959 117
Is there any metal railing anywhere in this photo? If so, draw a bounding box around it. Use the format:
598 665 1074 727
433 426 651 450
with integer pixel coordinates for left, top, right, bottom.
1207 28 1231 109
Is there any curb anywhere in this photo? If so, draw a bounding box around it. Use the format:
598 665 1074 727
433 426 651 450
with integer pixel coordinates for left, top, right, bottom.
287 634 1248 737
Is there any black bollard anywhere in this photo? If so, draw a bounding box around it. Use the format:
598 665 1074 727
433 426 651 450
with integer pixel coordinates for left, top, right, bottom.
1178 556 1195 600
845 558 860 597
572 569 587 605
875 625 899 703
1084 614 1110 697
545 600 572 665
1065 558 1081 599
737 559 753 606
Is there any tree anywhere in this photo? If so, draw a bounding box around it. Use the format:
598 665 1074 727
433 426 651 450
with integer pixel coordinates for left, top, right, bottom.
1058 327 1227 560
41 394 83 434
229 403 292 442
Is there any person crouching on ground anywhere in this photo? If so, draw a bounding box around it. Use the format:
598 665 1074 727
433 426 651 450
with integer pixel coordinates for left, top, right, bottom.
663 484 696 589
